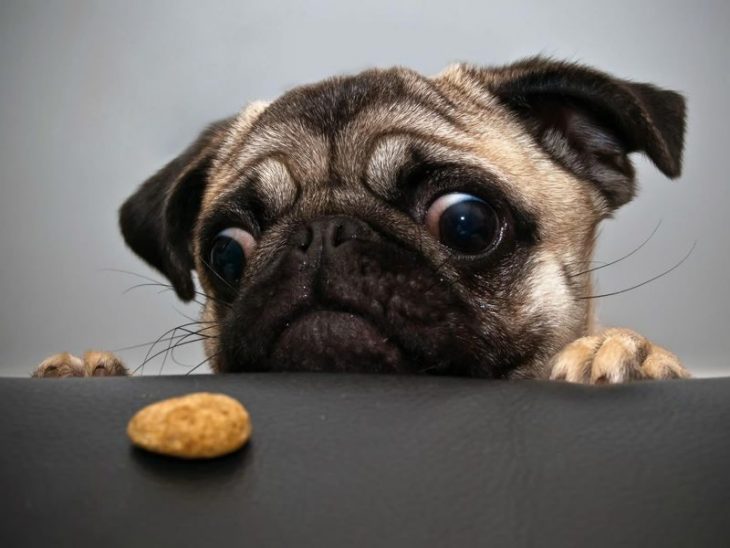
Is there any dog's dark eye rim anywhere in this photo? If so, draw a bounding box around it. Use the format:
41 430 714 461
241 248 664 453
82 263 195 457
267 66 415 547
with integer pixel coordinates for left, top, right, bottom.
392 161 537 250
197 196 263 244
201 224 258 297
422 190 515 258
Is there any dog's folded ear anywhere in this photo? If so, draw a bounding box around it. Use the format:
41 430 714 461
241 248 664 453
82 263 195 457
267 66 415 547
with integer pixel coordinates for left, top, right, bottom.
475 57 686 210
119 118 233 301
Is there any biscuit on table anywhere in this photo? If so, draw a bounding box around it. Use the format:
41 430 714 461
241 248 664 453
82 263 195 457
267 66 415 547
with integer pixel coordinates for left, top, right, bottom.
127 392 251 459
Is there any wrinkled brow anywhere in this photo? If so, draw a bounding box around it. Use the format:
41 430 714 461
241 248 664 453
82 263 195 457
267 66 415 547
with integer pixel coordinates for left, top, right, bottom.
363 134 488 199
249 158 299 216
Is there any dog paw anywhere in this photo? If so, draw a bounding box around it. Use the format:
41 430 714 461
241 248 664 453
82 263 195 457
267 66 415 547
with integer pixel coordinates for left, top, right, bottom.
81 351 128 376
32 351 127 378
549 328 690 384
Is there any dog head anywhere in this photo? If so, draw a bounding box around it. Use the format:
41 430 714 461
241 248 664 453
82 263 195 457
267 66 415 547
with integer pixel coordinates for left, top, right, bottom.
119 57 685 377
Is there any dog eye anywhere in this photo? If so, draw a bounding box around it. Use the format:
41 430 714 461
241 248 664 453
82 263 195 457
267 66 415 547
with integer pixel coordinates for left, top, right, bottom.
208 228 256 286
425 193 502 254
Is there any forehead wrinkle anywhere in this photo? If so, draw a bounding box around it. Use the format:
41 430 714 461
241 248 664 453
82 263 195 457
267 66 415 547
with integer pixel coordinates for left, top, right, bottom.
219 84 467 196
360 129 498 199
210 101 270 190
364 135 411 200
215 100 271 168
432 64 503 112
202 153 299 216
332 100 471 185
398 69 466 128
362 130 548 219
250 158 297 215
217 120 329 187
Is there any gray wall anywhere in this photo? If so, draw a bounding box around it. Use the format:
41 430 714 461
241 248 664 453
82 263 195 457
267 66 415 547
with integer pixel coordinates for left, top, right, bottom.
1 0 728 377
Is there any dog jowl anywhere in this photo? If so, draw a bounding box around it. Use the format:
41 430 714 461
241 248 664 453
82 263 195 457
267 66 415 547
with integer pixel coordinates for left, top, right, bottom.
35 57 691 383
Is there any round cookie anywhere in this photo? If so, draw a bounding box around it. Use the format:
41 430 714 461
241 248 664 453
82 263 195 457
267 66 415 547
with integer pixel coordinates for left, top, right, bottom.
127 392 252 459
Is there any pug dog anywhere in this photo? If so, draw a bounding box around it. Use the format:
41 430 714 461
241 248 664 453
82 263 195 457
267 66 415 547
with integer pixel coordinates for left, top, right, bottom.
33 57 691 383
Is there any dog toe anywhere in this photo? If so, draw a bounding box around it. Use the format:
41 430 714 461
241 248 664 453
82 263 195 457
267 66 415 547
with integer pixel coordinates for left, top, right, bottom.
589 329 649 383
32 353 85 378
549 328 690 384
549 336 601 383
33 351 127 377
640 346 689 380
83 351 128 377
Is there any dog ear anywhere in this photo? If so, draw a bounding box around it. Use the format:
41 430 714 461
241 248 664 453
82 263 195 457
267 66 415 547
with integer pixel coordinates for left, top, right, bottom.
475 57 686 210
119 118 233 301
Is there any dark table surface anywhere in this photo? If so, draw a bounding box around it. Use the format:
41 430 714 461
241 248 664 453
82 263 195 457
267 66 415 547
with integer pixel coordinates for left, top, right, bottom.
1 373 729 548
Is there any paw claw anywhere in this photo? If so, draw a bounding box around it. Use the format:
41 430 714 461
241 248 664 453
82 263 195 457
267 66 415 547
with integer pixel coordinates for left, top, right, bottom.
549 328 689 385
33 351 127 378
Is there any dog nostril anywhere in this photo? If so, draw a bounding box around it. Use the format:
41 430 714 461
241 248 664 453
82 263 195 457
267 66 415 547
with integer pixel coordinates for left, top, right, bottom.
293 226 314 252
332 219 365 247
291 216 376 255
332 221 347 247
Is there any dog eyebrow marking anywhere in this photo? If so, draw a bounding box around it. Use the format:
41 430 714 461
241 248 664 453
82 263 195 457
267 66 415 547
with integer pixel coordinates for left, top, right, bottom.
362 131 522 203
249 157 298 215
204 154 301 226
364 135 412 199
221 121 330 185
331 102 473 187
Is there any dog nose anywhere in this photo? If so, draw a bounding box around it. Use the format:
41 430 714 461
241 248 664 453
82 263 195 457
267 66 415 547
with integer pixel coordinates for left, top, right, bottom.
291 216 378 258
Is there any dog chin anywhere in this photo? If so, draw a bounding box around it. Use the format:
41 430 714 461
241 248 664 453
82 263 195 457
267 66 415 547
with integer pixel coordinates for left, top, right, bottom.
267 310 407 373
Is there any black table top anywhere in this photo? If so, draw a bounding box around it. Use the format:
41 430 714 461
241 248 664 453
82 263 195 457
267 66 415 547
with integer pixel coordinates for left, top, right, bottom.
2 373 729 547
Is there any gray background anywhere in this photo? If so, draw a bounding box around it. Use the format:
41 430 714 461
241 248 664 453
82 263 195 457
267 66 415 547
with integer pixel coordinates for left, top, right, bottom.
0 0 727 377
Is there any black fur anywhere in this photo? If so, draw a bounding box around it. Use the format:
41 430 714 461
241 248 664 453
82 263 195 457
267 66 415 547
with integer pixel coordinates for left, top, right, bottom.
119 118 233 300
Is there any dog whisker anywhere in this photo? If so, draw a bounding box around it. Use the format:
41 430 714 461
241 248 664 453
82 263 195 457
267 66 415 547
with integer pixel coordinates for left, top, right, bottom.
201 257 236 291
113 334 201 354
100 267 168 285
122 280 232 309
173 306 203 324
133 333 215 376
104 267 231 309
161 337 214 374
122 281 173 295
581 241 696 300
185 351 221 376
158 326 215 375
571 220 663 278
170 339 203 368
172 306 221 326
158 322 183 376
133 321 213 375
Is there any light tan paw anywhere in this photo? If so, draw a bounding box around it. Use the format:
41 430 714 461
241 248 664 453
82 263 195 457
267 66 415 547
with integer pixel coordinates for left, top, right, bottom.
549 328 690 384
32 351 127 378
32 353 86 378
82 351 128 377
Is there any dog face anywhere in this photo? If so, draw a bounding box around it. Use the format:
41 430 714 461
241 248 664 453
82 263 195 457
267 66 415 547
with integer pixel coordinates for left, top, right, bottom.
119 57 685 378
